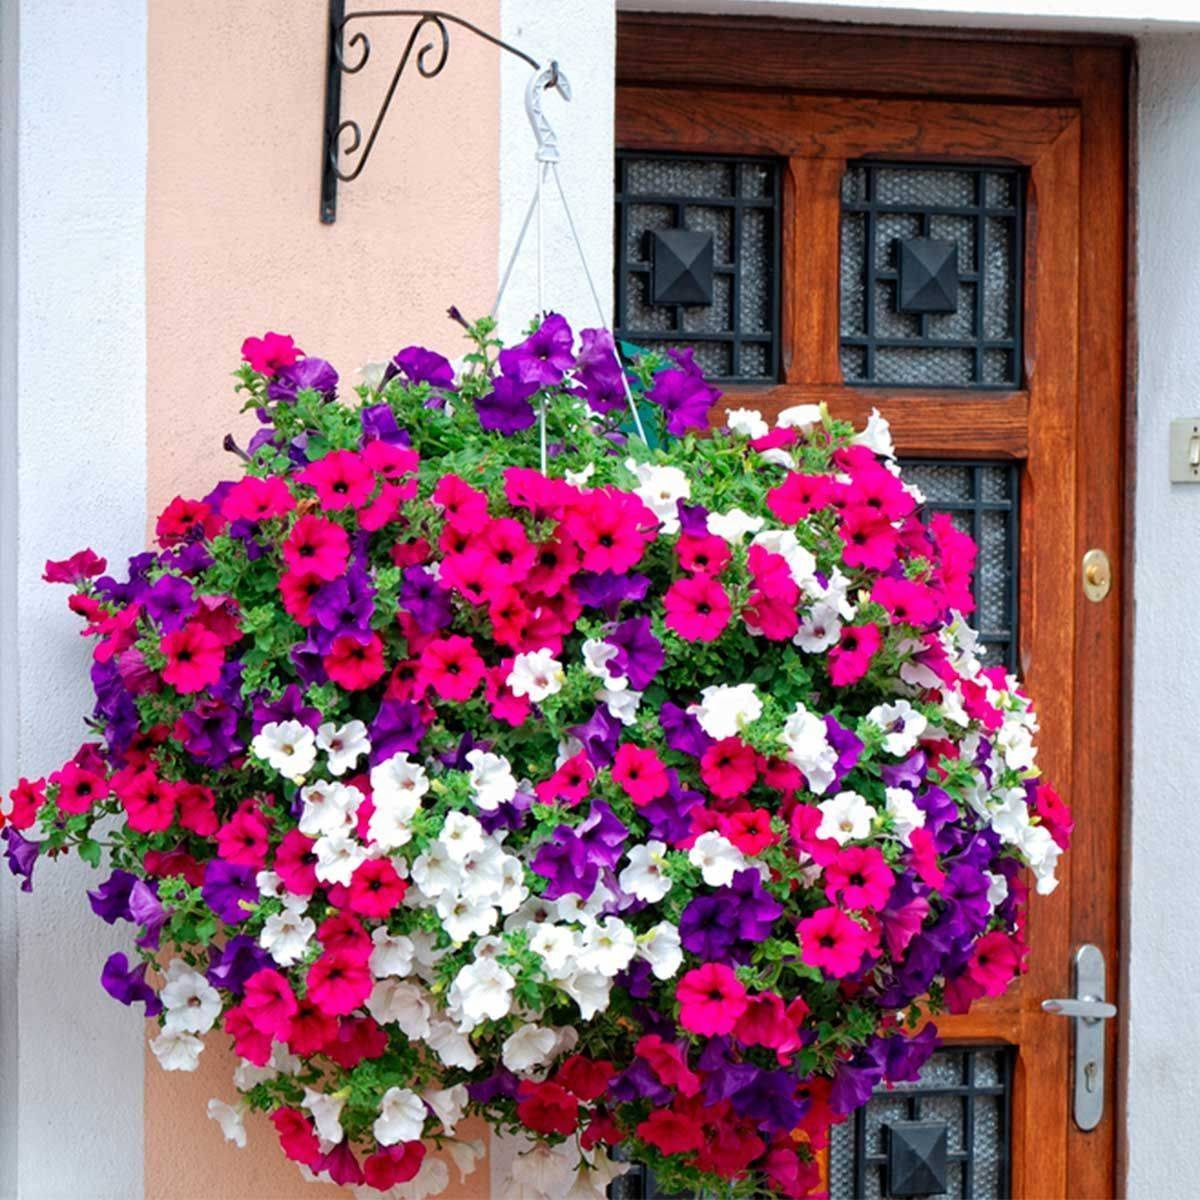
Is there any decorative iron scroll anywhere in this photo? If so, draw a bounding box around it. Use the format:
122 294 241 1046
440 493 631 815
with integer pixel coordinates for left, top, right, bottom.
321 4 540 223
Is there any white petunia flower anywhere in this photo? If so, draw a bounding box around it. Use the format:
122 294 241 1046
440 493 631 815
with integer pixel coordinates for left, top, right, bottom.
853 407 895 458
207 1099 247 1148
619 841 673 903
410 841 458 898
565 462 595 488
436 891 499 942
639 922 683 980
868 699 929 757
507 649 565 703
446 1138 486 1184
426 1019 479 1070
578 917 638 977
373 1086 426 1147
530 923 578 974
466 748 518 811
423 1084 469 1136
794 602 842 654
603 687 642 726
817 791 876 845
316 719 370 776
298 780 361 838
370 753 429 808
780 703 840 795
564 1147 631 1200
313 831 367 886
707 507 765 542
985 870 1010 908
688 831 746 887
558 969 612 1020
370 927 416 978
884 786 926 846
367 799 416 852
250 720 316 781
449 958 516 1028
387 1157 451 1200
161 963 221 1035
626 460 691 534
150 1027 203 1072
259 902 316 967
511 1141 577 1199
255 870 284 899
302 1087 345 1145
502 1024 559 1074
692 683 762 740
776 403 822 430
439 810 486 863
367 979 431 1038
582 638 624 689
726 407 769 440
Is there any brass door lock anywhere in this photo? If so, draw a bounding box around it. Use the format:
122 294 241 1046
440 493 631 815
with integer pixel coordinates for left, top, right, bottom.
1082 549 1112 602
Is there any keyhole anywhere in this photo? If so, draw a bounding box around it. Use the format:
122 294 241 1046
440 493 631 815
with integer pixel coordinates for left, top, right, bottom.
1084 1060 1098 1093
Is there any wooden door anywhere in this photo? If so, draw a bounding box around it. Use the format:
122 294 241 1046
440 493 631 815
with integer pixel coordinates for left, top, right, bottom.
616 18 1128 1200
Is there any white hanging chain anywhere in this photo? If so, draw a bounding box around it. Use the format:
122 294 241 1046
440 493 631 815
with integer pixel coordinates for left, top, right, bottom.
491 62 648 472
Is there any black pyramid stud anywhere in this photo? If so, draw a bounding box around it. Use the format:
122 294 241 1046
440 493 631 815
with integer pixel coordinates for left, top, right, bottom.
651 228 715 306
897 237 960 313
885 1120 949 1197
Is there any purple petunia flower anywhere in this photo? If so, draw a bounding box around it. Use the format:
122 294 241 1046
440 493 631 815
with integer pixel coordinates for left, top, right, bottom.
609 1059 673 1106
677 500 711 538
2 828 37 892
574 328 627 415
475 375 538 435
468 1068 520 1104
577 801 629 870
360 402 410 447
101 952 162 1016
573 570 651 619
568 705 623 767
499 313 574 388
268 356 339 403
606 617 664 691
730 1068 809 1132
370 700 427 764
252 684 321 734
830 1043 887 1115
208 935 274 995
721 868 784 942
531 828 599 901
387 345 456 390
646 365 718 436
659 702 712 759
178 698 242 767
201 860 258 925
680 894 739 958
824 715 863 789
881 750 927 790
398 567 453 632
142 575 197 632
88 869 139 923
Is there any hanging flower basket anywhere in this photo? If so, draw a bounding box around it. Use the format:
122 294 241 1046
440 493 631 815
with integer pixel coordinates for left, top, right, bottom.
3 312 1071 1199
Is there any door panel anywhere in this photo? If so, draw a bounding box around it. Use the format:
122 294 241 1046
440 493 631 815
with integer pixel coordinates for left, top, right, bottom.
616 18 1128 1200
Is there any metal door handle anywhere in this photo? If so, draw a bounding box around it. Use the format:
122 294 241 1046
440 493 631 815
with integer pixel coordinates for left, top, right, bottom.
1041 944 1114 1131
1041 997 1117 1022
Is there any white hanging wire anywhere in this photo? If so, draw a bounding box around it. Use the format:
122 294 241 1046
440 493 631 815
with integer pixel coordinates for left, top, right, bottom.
490 62 649 472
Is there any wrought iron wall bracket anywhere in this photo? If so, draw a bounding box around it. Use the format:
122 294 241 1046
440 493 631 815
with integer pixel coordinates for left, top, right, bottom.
321 4 540 223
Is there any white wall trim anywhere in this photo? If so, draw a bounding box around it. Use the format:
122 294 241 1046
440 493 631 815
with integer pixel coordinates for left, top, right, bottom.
497 0 616 343
2 2 149 1196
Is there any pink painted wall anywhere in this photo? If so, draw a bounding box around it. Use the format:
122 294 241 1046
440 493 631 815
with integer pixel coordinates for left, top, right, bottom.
144 2 499 1195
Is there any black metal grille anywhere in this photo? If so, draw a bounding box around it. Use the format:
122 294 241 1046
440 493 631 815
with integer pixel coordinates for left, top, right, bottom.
614 152 781 383
902 460 1021 671
841 163 1024 389
830 1046 1015 1200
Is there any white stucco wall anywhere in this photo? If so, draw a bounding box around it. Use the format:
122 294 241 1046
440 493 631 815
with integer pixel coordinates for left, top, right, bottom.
0 2 148 1196
1127 32 1200 1199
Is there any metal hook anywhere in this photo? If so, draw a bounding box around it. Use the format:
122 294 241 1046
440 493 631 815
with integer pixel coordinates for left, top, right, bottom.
525 60 571 164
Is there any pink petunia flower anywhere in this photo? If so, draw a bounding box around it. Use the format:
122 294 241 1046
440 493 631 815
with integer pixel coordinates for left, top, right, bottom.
242 967 299 1040
416 635 486 703
611 744 669 806
827 622 882 687
161 621 225 693
797 906 873 978
50 760 110 815
345 858 407 918
215 806 272 869
564 487 657 574
324 633 387 691
676 962 749 1036
222 476 295 524
822 845 895 911
298 450 376 512
42 548 107 584
282 515 350 582
700 738 759 799
242 331 302 375
664 575 731 643
306 949 373 1017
